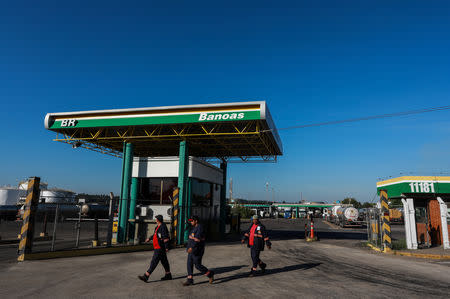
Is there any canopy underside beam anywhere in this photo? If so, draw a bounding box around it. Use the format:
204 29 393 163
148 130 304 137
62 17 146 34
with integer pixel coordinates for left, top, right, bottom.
45 101 283 162
51 120 280 162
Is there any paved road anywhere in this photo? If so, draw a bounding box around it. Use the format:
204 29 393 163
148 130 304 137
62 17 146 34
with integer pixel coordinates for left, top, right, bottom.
1 219 449 298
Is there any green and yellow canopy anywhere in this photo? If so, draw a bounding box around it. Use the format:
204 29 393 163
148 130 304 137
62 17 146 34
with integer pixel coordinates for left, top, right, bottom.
45 101 282 161
377 176 450 198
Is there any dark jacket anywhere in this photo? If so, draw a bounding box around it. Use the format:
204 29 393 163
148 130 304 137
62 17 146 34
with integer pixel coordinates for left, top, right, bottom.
186 223 206 256
153 222 170 250
243 222 268 251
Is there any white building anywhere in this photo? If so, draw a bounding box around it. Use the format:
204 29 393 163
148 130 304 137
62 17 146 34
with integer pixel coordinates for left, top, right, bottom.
133 156 223 222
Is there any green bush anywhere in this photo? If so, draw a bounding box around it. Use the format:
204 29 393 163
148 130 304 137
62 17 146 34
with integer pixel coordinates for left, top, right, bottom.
392 239 407 250
231 205 255 219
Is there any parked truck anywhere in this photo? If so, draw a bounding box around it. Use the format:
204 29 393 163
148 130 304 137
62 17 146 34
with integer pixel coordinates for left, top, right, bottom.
389 208 404 223
335 207 361 227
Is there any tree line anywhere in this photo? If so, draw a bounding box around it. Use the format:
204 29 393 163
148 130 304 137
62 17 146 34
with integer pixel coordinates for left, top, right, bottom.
341 198 375 209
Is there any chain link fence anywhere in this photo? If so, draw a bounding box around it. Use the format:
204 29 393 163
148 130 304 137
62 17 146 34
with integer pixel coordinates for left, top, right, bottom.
366 208 382 248
0 204 113 256
31 204 112 253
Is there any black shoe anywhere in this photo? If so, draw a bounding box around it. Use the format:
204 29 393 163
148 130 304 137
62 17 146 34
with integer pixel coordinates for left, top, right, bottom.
161 273 172 281
249 269 256 277
259 263 267 274
138 275 149 283
206 271 214 284
183 279 194 286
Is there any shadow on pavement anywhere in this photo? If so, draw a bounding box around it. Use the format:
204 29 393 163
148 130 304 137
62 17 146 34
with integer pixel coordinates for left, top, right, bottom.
269 230 366 241
171 264 248 281
212 262 321 284
315 231 366 240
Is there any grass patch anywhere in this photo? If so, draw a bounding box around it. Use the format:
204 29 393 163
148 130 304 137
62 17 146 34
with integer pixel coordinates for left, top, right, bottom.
392 239 407 250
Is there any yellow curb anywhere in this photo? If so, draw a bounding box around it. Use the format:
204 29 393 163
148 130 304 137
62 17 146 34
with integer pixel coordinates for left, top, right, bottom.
18 244 154 261
367 242 383 252
392 251 450 260
366 243 450 259
306 236 318 242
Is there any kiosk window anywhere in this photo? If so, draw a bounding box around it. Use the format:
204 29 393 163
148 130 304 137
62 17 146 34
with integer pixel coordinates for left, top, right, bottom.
192 179 213 207
138 178 177 205
415 207 427 223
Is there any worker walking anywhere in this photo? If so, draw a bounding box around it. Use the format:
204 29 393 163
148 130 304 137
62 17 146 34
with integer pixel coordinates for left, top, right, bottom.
183 216 214 286
242 215 271 277
138 215 172 282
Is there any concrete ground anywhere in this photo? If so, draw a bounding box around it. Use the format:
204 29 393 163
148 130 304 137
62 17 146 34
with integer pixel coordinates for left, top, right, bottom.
1 219 449 298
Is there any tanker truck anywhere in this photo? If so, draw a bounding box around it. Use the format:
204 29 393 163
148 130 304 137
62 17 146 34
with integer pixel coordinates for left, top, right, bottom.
330 205 341 223
335 207 361 227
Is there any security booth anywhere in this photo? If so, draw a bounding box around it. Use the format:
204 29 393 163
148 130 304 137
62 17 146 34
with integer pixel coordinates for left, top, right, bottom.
377 176 450 250
44 101 283 245
132 157 223 242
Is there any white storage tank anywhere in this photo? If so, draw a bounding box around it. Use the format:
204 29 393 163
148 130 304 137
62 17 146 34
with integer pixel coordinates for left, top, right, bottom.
0 188 21 205
40 189 76 204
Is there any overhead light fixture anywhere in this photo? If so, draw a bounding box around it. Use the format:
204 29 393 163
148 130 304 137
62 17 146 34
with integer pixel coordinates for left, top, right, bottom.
72 142 82 149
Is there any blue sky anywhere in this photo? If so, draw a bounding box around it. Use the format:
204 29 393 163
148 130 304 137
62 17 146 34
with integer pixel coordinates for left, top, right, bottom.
1 1 450 203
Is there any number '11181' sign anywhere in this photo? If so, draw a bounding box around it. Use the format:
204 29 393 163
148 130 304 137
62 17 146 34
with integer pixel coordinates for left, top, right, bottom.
409 182 435 193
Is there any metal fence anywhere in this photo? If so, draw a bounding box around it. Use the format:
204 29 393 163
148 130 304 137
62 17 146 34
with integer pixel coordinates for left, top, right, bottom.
366 208 382 248
31 204 112 253
1 198 241 259
0 203 114 255
0 217 22 241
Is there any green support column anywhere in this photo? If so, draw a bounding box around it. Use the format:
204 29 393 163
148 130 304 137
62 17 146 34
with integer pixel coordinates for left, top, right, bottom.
219 161 227 236
117 142 127 236
128 177 139 242
118 142 134 243
177 140 189 245
184 178 192 243
296 207 299 219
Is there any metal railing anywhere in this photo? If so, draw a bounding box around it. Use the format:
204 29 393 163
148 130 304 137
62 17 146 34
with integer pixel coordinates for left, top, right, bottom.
366 208 382 248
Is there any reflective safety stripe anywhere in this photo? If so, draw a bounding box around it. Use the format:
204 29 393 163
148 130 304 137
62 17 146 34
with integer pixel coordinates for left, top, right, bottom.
153 225 161 249
249 224 257 246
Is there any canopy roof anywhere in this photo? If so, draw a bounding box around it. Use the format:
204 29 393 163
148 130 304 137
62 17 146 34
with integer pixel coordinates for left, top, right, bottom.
376 176 450 198
45 101 282 162
273 203 336 208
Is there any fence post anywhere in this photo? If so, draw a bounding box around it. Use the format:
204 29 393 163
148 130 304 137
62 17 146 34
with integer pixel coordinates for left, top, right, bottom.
366 210 370 242
51 204 59 252
107 192 114 247
17 177 40 261
380 190 392 251
75 205 82 248
41 211 48 237
94 216 99 246
171 188 180 246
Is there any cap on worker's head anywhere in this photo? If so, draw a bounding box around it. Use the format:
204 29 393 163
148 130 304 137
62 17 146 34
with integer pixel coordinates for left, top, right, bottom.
252 215 259 220
155 215 163 222
188 215 199 222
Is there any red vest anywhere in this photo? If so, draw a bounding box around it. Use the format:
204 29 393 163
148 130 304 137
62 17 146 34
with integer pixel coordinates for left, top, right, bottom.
249 224 258 246
153 225 161 249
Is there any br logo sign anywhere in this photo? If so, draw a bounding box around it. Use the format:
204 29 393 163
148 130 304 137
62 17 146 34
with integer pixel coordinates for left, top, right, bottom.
60 119 78 127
